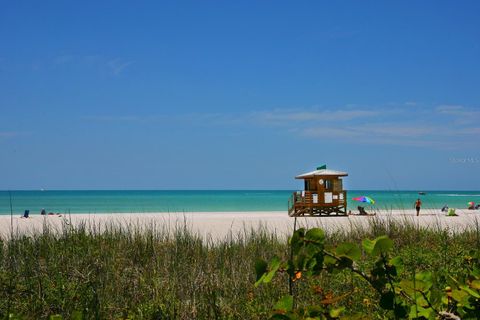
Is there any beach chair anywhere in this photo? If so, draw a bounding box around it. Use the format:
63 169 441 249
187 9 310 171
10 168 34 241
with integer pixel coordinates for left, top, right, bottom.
22 210 30 218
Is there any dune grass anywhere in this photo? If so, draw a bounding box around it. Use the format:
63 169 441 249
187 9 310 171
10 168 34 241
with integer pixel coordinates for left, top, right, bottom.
1 217 479 319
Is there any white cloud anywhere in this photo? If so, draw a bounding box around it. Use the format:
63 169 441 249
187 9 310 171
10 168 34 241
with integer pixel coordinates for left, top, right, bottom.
436 105 480 122
107 58 135 75
0 131 21 139
255 104 480 148
300 125 472 148
251 109 380 125
82 103 480 149
51 54 135 76
354 124 436 138
302 127 361 138
436 105 465 113
53 55 75 65
301 125 437 139
459 127 480 135
82 115 143 122
436 105 480 124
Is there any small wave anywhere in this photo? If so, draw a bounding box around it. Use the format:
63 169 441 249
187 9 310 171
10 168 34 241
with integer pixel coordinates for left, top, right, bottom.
243 193 274 196
437 194 480 197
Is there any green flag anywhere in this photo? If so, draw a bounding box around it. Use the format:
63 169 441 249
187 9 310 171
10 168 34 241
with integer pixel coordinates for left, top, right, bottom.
316 164 327 170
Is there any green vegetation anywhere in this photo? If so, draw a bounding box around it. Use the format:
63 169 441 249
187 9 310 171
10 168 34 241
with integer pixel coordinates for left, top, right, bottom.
1 217 480 319
256 227 480 319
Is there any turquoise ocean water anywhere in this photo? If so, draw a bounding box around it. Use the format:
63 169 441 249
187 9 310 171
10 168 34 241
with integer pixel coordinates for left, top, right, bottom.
1 190 480 215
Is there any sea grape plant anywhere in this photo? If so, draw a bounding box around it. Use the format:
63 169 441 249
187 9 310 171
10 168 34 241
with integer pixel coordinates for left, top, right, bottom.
255 227 480 319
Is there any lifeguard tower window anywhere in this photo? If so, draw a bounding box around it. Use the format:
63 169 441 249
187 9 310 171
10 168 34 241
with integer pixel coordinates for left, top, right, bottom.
333 179 342 192
304 179 314 191
324 180 332 190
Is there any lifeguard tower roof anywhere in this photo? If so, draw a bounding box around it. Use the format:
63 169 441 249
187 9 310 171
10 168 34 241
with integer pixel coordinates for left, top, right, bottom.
295 168 348 179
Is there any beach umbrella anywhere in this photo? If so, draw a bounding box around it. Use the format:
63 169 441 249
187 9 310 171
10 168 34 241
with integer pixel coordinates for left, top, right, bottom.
468 201 475 207
352 196 375 205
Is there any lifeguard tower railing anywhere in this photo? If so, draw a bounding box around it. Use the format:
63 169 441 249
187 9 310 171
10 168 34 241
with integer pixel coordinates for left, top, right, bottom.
288 190 347 216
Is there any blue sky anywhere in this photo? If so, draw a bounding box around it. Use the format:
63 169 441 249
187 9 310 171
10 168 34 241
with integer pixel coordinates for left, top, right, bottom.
0 1 479 190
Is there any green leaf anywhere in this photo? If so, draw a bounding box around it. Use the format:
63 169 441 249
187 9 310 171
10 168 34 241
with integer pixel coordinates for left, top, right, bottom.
290 228 306 254
71 311 83 320
393 304 408 318
379 291 395 310
408 306 418 319
414 280 429 293
472 266 480 278
294 253 308 270
470 279 480 290
336 256 354 269
401 277 434 301
49 316 63 320
255 259 268 282
263 256 281 283
335 242 361 261
409 306 433 319
415 271 432 282
414 294 429 308
324 255 336 266
255 257 281 286
415 272 433 292
399 279 415 296
305 305 323 317
329 307 345 318
460 285 480 298
372 236 393 256
324 254 338 273
305 241 322 257
274 295 294 313
362 238 375 255
306 254 319 270
311 252 324 274
451 288 469 302
390 256 404 274
290 228 305 246
305 228 325 244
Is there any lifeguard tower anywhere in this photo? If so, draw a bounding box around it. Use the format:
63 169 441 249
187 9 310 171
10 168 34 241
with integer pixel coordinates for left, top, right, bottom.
288 165 348 217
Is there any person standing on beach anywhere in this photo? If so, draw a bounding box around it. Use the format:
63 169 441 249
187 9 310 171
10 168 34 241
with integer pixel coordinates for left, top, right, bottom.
414 198 422 216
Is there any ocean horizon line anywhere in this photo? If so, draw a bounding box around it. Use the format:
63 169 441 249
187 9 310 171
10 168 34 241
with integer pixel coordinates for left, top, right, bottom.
2 189 479 192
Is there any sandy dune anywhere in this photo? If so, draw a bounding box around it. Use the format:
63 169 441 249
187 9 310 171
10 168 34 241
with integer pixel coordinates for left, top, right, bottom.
2 208 480 240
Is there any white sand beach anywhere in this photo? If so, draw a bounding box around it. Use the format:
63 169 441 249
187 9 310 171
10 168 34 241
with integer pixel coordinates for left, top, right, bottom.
1 208 480 240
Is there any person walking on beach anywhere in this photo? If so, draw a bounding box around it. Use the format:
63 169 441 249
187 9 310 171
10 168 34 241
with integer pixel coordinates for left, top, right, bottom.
414 198 422 216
